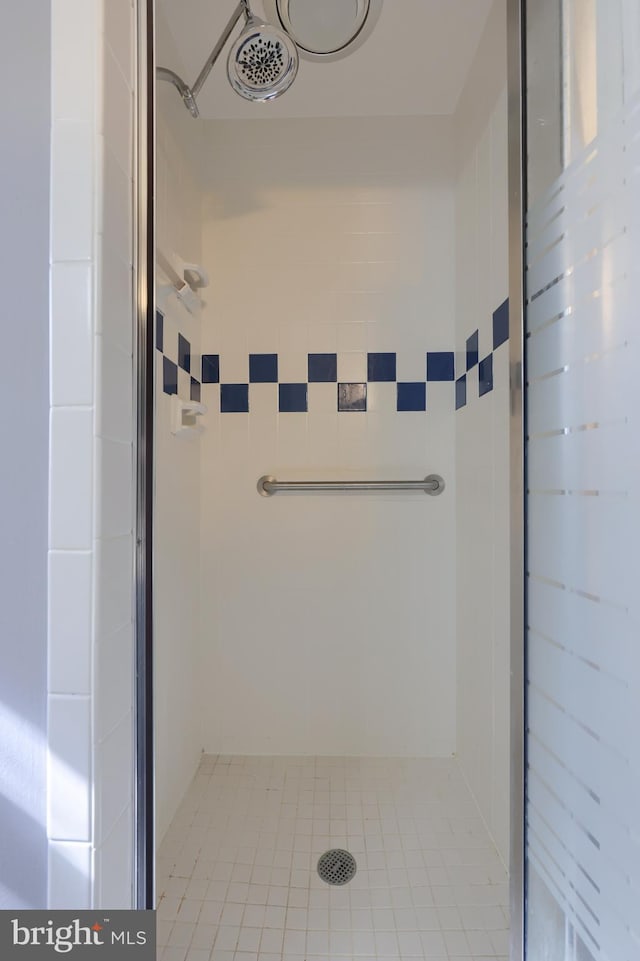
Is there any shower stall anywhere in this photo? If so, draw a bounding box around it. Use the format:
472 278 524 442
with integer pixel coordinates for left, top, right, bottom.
150 1 514 958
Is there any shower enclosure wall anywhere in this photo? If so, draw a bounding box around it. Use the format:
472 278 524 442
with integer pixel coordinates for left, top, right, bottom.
154 0 511 954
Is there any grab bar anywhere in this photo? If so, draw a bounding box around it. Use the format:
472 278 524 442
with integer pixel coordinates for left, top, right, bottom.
257 474 445 497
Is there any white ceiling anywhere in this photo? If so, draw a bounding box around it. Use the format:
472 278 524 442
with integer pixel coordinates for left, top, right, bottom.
157 0 494 120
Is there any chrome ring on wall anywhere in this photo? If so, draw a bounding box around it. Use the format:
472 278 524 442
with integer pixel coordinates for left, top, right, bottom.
263 0 383 62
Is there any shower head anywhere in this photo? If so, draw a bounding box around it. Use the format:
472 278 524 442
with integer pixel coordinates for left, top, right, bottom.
158 0 299 117
227 2 299 102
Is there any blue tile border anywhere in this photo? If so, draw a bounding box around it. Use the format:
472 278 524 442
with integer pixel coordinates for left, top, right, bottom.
202 354 220 384
427 351 454 382
250 353 278 383
493 298 509 349
156 310 164 353
178 334 191 374
397 382 426 412
308 353 337 382
279 383 308 413
479 354 493 396
163 356 177 396
221 384 249 413
155 297 509 412
466 331 479 371
367 352 396 382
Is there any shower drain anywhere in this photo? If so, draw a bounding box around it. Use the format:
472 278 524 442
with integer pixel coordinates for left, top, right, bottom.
317 849 357 886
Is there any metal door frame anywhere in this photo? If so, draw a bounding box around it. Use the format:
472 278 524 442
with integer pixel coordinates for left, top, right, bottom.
132 0 529 939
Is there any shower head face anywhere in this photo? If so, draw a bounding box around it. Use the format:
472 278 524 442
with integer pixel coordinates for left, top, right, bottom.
227 17 299 102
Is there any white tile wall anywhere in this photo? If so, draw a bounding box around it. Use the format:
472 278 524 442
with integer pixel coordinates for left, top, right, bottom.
49 0 136 907
48 551 92 695
454 67 510 867
197 116 458 758
48 841 93 909
47 696 92 841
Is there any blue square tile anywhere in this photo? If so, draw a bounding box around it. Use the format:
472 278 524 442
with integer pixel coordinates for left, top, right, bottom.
466 330 479 370
397 382 426 411
163 357 177 395
279 383 307 412
202 354 220 383
250 353 278 383
308 353 337 382
221 384 249 413
338 383 367 412
156 311 164 352
190 378 201 402
479 354 493 396
427 351 454 381
455 374 467 410
493 298 509 349
178 334 191 373
367 352 396 382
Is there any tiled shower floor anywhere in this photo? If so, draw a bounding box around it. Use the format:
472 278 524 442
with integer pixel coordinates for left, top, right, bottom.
157 756 509 961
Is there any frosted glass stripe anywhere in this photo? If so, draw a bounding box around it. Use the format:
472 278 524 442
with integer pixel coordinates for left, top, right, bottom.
527 81 640 961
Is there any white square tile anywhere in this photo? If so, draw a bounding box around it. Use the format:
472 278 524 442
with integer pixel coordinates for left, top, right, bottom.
169 922 196 948
162 949 188 961
98 240 133 353
94 801 132 903
49 407 93 550
48 695 91 841
94 534 133 638
104 0 134 86
100 142 133 263
283 930 306 954
103 45 133 177
51 0 99 122
215 927 240 951
51 121 94 262
95 621 133 741
95 438 133 538
95 712 133 842
51 262 94 407
337 351 367 382
48 841 92 908
190 923 218 949
96 335 133 443
185 950 210 961
48 550 92 694
259 929 284 953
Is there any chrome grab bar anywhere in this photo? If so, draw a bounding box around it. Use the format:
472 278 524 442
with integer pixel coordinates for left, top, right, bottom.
257 474 445 497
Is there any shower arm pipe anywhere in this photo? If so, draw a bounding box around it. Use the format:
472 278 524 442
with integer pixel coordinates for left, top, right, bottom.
157 1 248 116
257 474 445 497
191 0 249 98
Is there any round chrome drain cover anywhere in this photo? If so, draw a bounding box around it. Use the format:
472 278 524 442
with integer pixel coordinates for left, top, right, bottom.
317 849 357 885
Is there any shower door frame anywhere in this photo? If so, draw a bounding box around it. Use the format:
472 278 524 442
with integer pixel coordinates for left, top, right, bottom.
132 0 529 946
134 0 156 910
506 1 526 959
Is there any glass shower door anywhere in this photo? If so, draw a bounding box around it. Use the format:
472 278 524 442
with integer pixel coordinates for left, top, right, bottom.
524 1 640 959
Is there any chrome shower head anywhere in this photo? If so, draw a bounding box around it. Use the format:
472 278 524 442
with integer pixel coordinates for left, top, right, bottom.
227 2 299 102
158 0 299 117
